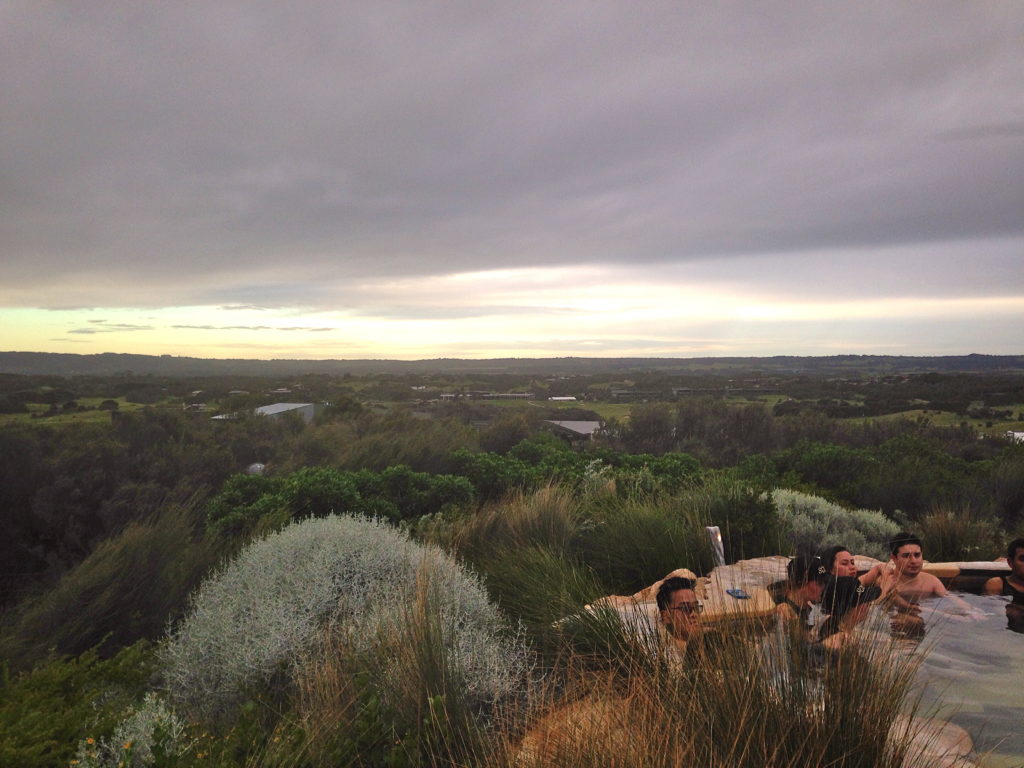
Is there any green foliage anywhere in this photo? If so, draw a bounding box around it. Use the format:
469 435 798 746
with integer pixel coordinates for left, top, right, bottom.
700 476 784 562
0 642 154 768
0 503 215 670
774 440 876 503
206 465 475 538
771 488 899 560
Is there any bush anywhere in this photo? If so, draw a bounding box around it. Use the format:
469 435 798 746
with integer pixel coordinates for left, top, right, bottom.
772 488 899 560
74 692 193 768
161 515 530 727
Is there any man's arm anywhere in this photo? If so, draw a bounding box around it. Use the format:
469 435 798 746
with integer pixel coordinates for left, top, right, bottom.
928 574 976 614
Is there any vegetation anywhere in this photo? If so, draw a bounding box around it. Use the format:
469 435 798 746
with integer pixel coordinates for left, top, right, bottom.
0 364 1021 766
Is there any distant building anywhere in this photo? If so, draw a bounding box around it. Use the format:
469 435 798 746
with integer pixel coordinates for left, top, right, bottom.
548 396 577 401
255 402 320 423
1006 431 1024 443
543 420 602 441
213 402 322 424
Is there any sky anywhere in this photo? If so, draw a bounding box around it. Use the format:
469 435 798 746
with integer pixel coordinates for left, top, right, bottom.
2 1 1022 360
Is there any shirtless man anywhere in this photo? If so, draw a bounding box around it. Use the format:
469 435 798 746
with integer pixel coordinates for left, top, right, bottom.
863 532 973 619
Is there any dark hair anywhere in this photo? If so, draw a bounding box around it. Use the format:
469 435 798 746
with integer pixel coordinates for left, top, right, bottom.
889 532 922 556
656 576 696 611
819 576 882 640
786 555 827 586
1008 538 1024 562
821 545 852 574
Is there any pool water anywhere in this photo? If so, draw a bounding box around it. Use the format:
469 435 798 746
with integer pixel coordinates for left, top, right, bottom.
904 592 1024 767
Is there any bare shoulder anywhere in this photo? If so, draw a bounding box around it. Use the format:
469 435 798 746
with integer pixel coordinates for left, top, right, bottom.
983 575 1002 595
922 572 947 594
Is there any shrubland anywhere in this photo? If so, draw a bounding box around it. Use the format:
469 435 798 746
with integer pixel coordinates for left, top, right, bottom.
1 377 1022 766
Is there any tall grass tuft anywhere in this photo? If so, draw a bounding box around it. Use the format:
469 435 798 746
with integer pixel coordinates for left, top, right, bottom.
440 484 583 565
0 501 214 670
160 515 531 728
502 623 934 768
916 504 1000 561
576 488 717 592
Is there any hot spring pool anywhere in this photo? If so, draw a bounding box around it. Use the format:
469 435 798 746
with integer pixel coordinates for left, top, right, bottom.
906 592 1024 767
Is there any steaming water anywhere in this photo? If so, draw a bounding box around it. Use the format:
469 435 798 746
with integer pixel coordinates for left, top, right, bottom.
898 592 1023 766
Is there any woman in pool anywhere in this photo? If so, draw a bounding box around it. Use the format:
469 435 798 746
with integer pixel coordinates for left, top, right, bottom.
817 576 882 649
821 545 859 578
984 538 1024 605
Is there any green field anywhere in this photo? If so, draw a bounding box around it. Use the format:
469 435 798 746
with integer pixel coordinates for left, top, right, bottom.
0 397 178 427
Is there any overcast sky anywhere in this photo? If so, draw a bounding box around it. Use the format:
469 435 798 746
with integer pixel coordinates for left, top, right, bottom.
2 1 1022 359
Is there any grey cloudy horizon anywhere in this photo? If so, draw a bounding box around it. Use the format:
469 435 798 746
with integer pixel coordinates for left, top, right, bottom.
2 1 1022 358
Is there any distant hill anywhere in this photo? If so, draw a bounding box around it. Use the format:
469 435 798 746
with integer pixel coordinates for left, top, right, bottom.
1 351 1023 377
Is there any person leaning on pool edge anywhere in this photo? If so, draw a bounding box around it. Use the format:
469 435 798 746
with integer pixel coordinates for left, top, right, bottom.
984 537 1024 605
773 554 827 631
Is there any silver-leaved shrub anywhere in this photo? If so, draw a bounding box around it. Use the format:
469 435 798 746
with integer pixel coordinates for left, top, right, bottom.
160 515 528 723
772 488 899 560
74 693 193 768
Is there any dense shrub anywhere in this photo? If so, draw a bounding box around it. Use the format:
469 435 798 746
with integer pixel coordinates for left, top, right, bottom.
772 488 899 560
161 515 529 725
0 642 154 768
74 692 192 768
206 465 475 538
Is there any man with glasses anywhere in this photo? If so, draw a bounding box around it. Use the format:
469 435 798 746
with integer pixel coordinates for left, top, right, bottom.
656 576 704 649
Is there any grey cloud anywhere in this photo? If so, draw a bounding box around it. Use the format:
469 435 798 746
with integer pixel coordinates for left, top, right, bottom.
171 324 333 332
1 2 1022 310
68 320 154 333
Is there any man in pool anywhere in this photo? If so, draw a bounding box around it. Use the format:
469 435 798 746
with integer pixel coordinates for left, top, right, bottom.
863 533 973 624
656 576 704 651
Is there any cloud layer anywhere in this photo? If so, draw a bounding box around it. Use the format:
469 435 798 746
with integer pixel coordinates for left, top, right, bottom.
1 1 1022 356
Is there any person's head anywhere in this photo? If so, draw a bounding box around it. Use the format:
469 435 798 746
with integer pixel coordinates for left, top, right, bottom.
821 576 882 631
786 554 828 603
1007 538 1024 577
656 576 702 639
889 532 924 576
822 545 857 578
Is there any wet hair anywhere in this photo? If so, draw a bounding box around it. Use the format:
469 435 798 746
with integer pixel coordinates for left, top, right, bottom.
656 576 696 612
819 576 882 640
1008 538 1024 562
786 554 828 586
821 545 852 574
889 532 922 556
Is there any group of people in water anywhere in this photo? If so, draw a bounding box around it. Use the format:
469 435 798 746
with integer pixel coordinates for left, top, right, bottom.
653 534 1024 653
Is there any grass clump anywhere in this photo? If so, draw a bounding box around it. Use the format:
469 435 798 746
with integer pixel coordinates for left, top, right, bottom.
503 625 929 768
915 505 1001 561
0 502 214 670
